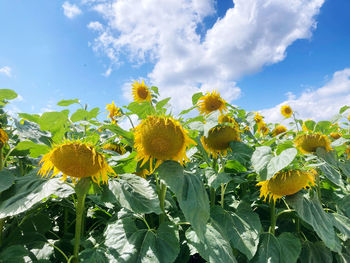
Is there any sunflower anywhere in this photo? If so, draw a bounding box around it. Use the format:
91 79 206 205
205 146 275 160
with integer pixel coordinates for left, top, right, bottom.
197 90 227 116
131 80 152 103
201 118 240 159
254 112 264 124
281 105 293 118
294 133 332 154
102 143 126 155
271 125 287 137
106 101 122 123
134 115 195 173
257 169 316 203
0 128 9 145
38 141 115 184
330 132 342 140
257 122 269 136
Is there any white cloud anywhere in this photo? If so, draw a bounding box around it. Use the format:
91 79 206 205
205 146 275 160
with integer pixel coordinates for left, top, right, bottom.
86 0 324 110
0 66 12 77
261 68 350 123
62 1 82 19
87 21 104 32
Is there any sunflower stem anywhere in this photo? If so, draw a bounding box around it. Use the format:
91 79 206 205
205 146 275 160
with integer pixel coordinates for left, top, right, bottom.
292 113 300 132
269 201 276 235
159 182 167 223
210 187 216 207
220 183 227 208
0 146 3 170
73 178 91 263
126 114 135 129
0 218 4 247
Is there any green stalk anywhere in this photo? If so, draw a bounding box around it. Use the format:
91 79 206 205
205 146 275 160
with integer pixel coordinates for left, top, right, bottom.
269 201 276 235
210 187 216 207
0 218 4 247
292 113 300 132
0 146 3 170
159 182 167 223
220 183 227 208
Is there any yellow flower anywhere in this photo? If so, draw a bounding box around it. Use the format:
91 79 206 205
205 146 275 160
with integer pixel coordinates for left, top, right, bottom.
257 170 316 203
134 116 195 174
330 132 342 140
294 133 332 154
106 101 122 124
102 143 126 155
254 112 263 124
38 141 115 184
197 90 227 116
201 118 240 159
271 125 287 137
257 122 269 136
348 114 350 122
0 128 9 145
281 105 293 118
132 80 152 103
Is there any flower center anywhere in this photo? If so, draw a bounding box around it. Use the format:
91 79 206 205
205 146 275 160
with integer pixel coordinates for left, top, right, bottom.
137 87 149 99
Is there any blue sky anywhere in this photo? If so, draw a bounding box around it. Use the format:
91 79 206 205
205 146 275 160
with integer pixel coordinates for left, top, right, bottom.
0 0 349 123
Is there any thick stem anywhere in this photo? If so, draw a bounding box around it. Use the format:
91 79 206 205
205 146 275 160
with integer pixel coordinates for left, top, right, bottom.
73 192 86 262
0 218 4 247
159 182 167 223
269 201 276 235
210 187 216 207
220 183 226 208
292 113 300 132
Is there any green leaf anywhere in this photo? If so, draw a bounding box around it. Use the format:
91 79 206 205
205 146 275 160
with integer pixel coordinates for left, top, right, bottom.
15 141 50 158
88 107 100 119
252 146 273 181
179 105 197 115
314 121 331 134
186 223 237 263
102 124 134 146
210 204 262 260
192 92 203 105
108 174 162 215
0 245 28 263
224 160 247 173
105 216 179 263
0 171 74 219
39 110 69 131
71 109 89 122
229 141 253 166
278 233 301 263
251 233 280 263
79 248 109 263
286 192 341 252
158 161 210 238
18 113 40 124
266 148 297 180
304 120 316 132
151 86 160 96
339 105 350 114
0 169 15 193
0 89 18 100
127 101 155 119
57 99 79 106
208 172 232 190
332 213 350 239
316 147 343 186
156 97 171 111
299 241 332 263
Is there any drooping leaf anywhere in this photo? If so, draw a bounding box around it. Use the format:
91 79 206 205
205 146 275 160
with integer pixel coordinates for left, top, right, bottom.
229 141 254 166
192 92 203 105
278 232 301 263
299 241 333 263
0 169 15 193
251 233 280 263
266 148 297 180
251 146 273 181
57 99 80 106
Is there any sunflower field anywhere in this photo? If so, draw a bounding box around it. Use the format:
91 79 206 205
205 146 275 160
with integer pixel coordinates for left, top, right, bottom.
0 83 350 263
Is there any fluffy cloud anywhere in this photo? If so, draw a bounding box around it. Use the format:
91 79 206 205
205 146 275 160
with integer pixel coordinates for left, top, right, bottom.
86 0 324 110
261 68 350 123
0 66 12 77
62 1 82 19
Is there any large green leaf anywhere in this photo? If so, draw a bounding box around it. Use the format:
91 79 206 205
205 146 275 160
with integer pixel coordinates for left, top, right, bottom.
251 233 280 263
0 245 28 263
0 171 74 219
299 241 332 263
251 146 273 180
127 101 155 119
57 99 80 106
105 216 179 263
278 232 301 263
108 174 162 215
286 192 341 252
229 141 253 166
156 97 171 111
0 169 15 193
316 148 344 186
158 161 210 238
185 223 237 263
39 110 69 131
18 113 40 124
266 148 297 180
332 213 350 239
79 248 109 263
0 89 18 100
210 203 262 260
102 124 134 146
15 141 50 158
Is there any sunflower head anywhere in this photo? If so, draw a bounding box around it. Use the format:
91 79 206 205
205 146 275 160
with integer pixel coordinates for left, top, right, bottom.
281 105 293 118
132 80 152 103
106 101 122 123
197 90 227 116
38 141 115 184
0 128 9 145
254 113 263 124
201 122 240 159
257 169 316 203
271 125 287 137
102 143 126 155
134 115 195 174
294 133 333 154
257 122 269 136
330 132 342 140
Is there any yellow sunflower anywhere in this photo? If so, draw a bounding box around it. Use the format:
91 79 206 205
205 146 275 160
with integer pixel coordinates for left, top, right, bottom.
134 116 195 173
254 112 264 124
257 169 316 203
197 90 227 116
106 101 122 124
271 125 287 137
257 122 269 136
294 133 332 154
131 80 152 103
330 132 342 140
201 118 240 159
38 141 115 184
0 128 9 145
102 143 126 155
281 105 293 118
